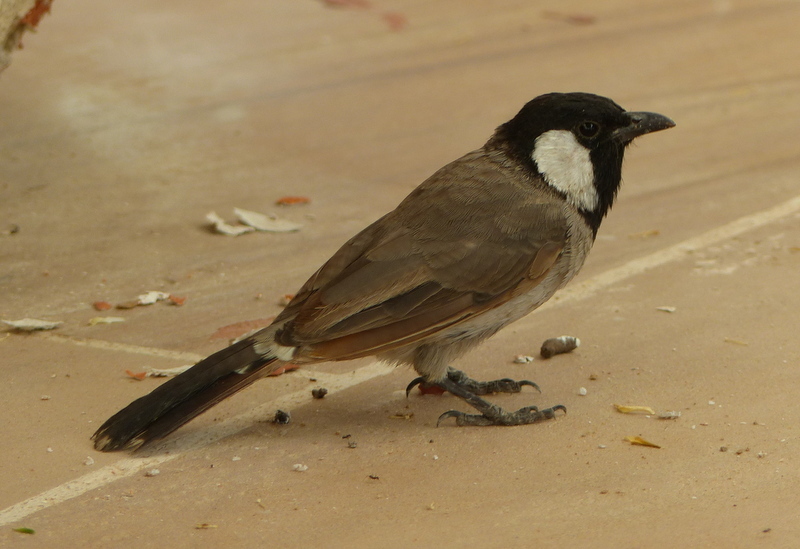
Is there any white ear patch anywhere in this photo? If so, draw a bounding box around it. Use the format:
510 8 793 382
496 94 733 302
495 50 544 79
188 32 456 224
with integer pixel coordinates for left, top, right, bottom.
532 130 598 211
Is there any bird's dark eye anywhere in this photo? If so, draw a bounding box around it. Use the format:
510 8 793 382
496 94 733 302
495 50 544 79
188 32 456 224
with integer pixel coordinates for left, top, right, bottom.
577 121 600 139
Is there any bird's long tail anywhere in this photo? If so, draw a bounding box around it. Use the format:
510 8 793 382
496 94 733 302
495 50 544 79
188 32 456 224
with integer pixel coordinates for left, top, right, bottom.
92 336 283 452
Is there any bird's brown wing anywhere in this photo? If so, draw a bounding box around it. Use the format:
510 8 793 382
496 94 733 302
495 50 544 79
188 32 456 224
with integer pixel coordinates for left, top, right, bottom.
275 151 569 360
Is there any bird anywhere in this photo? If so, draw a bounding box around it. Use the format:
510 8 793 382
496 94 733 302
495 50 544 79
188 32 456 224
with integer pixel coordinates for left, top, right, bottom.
92 92 674 451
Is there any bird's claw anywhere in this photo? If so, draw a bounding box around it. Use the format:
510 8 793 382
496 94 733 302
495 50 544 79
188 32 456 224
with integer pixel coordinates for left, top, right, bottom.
405 376 425 397
408 369 540 397
437 404 566 427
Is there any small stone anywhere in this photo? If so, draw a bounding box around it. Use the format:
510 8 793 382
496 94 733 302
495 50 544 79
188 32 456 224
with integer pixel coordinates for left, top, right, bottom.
274 409 291 424
292 463 308 472
578 387 588 396
540 336 580 359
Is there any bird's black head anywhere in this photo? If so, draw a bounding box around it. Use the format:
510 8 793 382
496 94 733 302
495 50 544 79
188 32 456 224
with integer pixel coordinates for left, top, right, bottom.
492 92 674 235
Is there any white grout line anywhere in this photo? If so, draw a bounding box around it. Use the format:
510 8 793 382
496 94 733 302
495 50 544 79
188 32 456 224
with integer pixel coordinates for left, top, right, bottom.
39 333 206 363
0 362 395 526
536 194 800 313
3 194 800 527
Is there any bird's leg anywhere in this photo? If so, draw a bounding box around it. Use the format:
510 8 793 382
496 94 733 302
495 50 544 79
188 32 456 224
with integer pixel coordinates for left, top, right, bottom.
406 367 565 426
406 367 540 396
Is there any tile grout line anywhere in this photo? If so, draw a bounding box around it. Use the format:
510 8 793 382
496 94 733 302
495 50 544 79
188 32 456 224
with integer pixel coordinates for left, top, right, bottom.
39 333 206 363
0 363 395 527
2 194 799 527
533 193 800 314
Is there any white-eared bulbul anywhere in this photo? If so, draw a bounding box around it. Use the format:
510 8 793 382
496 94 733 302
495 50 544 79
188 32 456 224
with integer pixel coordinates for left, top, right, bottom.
93 92 674 451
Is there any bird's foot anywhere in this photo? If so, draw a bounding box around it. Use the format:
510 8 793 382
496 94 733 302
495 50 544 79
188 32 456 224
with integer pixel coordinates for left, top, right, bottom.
407 367 565 427
437 404 566 427
406 367 539 397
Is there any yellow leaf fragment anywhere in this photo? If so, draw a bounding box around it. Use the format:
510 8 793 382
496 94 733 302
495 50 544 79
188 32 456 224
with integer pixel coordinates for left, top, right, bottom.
195 523 218 530
88 316 125 326
624 436 661 449
614 404 656 415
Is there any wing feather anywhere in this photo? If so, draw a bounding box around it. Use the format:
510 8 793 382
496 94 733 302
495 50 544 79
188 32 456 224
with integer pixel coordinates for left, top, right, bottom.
276 149 569 358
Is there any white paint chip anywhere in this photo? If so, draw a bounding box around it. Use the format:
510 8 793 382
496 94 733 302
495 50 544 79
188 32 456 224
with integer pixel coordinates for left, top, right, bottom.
137 291 170 305
3 318 63 331
206 211 255 236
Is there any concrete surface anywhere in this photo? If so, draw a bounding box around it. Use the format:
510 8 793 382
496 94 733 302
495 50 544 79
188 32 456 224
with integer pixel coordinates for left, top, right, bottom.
2 0 800 547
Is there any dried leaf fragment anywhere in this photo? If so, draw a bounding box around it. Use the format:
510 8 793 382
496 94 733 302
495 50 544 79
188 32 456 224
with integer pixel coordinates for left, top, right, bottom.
195 523 218 530
614 404 656 415
125 370 147 381
3 318 62 331
624 435 661 449
275 196 310 206
656 306 677 313
93 301 113 311
168 294 187 306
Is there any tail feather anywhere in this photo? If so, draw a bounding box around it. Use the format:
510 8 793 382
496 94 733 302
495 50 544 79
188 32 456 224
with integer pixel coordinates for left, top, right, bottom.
92 337 281 452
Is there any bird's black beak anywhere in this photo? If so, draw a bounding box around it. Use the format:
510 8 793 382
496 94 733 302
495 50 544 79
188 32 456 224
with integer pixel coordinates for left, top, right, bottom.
612 111 675 143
